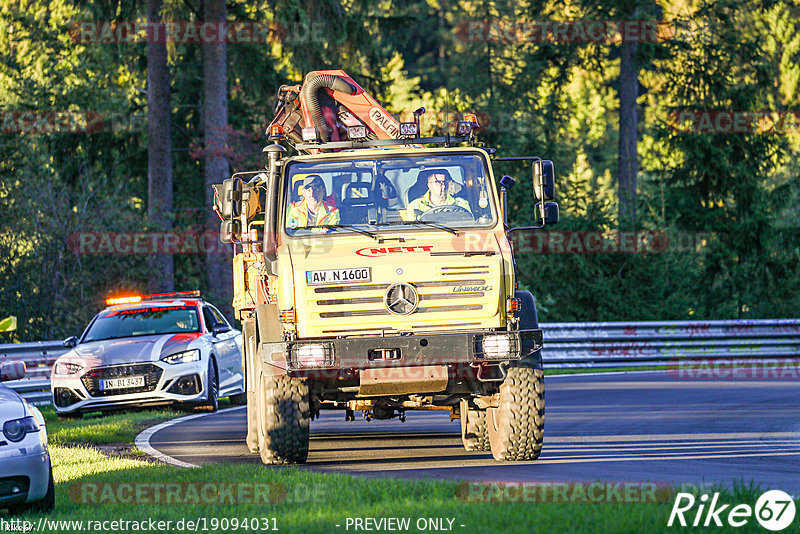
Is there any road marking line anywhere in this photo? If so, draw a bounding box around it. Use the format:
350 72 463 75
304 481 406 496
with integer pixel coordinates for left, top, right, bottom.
546 443 800 452
544 447 800 459
134 406 245 468
326 450 800 472
546 431 800 442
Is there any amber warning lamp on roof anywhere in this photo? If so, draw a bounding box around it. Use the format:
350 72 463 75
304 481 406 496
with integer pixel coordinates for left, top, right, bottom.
105 291 202 306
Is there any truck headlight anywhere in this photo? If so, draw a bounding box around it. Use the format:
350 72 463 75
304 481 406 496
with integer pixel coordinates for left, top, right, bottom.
480 334 517 360
3 416 39 443
54 360 85 375
293 344 334 368
161 349 201 365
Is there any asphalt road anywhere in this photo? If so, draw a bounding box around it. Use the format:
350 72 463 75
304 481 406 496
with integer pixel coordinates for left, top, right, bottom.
148 371 800 493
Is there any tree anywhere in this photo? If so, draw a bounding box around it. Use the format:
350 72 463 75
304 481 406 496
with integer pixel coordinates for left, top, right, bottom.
618 36 639 229
201 0 232 310
147 0 175 293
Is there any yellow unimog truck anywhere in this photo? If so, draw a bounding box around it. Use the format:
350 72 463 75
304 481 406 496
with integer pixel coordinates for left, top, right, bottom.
214 71 558 464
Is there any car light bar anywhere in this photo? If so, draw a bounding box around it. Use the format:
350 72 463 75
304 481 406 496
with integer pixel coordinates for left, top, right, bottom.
106 296 142 305
105 291 201 306
142 291 201 301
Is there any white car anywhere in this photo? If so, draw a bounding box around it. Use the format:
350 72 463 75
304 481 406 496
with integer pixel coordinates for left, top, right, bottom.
51 292 245 416
0 361 54 513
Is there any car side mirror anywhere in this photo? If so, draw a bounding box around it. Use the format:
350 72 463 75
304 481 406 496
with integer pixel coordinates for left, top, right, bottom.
63 336 78 348
0 361 26 382
220 177 243 219
536 202 560 224
212 323 231 336
532 160 555 201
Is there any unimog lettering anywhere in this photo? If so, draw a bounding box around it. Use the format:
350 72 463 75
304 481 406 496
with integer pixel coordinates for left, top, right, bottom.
453 286 491 293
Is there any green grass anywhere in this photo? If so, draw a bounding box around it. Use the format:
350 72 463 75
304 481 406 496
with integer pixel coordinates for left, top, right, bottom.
40 398 234 446
8 446 786 534
4 398 793 533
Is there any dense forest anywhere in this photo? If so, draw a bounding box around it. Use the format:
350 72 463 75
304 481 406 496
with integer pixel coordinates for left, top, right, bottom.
1 0 799 341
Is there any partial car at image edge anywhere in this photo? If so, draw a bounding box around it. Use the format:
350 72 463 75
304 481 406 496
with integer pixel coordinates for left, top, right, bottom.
0 361 54 514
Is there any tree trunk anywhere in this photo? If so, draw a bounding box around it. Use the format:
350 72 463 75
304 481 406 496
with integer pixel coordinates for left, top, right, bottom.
618 39 639 229
202 0 233 314
147 0 174 293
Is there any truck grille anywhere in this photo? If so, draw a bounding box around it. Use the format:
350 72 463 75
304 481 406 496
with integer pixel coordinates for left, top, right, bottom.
313 279 487 318
81 363 163 397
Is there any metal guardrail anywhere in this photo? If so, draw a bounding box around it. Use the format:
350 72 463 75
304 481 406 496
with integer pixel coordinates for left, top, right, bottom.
541 319 800 369
1 341 68 405
1 319 799 403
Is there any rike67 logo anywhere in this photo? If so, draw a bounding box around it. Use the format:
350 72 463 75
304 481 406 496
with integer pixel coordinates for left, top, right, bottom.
668 490 796 531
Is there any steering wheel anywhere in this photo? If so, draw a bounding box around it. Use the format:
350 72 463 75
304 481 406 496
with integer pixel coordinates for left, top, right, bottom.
419 205 473 222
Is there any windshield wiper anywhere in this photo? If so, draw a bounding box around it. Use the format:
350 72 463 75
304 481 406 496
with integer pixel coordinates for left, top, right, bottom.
294 224 379 240
373 220 460 236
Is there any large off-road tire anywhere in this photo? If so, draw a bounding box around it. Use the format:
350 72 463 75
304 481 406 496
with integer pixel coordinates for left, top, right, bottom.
258 374 310 465
460 399 490 451
487 366 545 461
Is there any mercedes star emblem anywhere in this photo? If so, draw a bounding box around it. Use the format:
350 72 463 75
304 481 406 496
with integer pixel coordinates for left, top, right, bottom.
384 283 419 315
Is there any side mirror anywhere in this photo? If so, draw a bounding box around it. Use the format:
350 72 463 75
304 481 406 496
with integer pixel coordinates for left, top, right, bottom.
536 202 560 224
219 219 242 244
0 361 26 382
532 160 555 201
220 177 243 219
63 336 78 349
212 323 231 336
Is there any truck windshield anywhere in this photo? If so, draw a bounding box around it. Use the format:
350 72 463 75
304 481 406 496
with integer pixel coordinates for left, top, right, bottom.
284 153 496 236
83 306 201 342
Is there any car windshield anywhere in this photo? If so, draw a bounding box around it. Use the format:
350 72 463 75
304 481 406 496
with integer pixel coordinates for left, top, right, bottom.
83 305 201 342
284 153 496 236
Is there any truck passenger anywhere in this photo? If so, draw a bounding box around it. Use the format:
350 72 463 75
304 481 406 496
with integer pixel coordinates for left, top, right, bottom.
287 175 340 232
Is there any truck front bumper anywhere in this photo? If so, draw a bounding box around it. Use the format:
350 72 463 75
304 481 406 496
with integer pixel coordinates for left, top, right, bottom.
260 328 543 377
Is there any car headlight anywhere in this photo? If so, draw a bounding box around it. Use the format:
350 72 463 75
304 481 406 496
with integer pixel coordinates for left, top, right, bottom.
54 360 85 375
3 416 39 443
481 334 512 360
161 349 201 365
291 343 335 368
